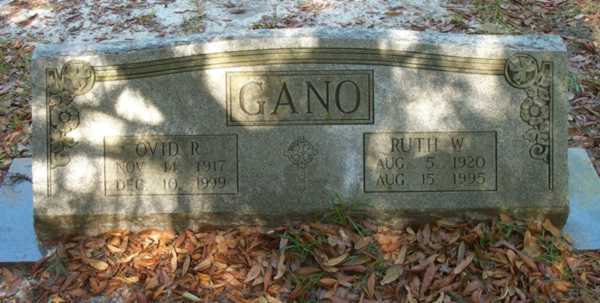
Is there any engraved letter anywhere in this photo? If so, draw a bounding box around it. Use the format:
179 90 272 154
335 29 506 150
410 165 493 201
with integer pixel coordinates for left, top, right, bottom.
272 82 297 114
451 137 465 152
335 80 361 114
239 81 265 116
306 81 330 113
135 143 147 157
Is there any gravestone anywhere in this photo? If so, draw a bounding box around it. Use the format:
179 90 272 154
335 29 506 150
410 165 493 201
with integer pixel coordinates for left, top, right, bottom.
32 29 568 244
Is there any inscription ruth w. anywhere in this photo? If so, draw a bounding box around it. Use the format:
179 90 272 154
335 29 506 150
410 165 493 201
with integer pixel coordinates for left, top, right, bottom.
227 70 374 125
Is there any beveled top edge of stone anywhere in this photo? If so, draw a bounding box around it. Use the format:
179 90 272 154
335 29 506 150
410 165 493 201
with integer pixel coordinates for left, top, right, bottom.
32 28 566 60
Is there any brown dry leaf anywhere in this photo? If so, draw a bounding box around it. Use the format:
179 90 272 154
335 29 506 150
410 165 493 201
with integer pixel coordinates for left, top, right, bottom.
343 255 370 266
405 285 418 303
193 257 212 272
244 264 262 283
320 277 337 287
495 241 537 271
505 249 518 267
367 272 375 298
116 275 139 284
523 230 542 258
396 245 408 264
543 219 561 238
499 213 513 223
170 248 178 273
324 253 348 267
412 254 438 272
381 265 403 285
453 254 474 275
181 255 191 276
106 244 123 254
457 241 466 263
265 295 283 303
433 293 446 303
421 264 437 296
552 280 573 293
263 259 273 292
274 253 286 280
117 252 139 264
82 257 109 271
296 267 320 275
355 237 371 250
145 274 160 290
464 280 483 294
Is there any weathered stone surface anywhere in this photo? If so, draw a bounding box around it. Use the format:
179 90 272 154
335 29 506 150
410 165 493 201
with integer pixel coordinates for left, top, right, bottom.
32 29 569 243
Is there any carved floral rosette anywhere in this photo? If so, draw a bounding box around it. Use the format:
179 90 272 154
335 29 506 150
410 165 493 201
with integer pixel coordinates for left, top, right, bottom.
505 54 552 165
46 60 95 168
285 136 318 169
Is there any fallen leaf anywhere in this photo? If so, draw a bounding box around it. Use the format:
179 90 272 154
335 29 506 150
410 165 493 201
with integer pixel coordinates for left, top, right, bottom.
82 258 109 271
274 253 286 280
181 255 190 276
320 277 337 287
552 280 572 293
193 258 212 271
245 264 262 283
421 264 437 296
367 272 375 298
182 291 201 302
453 254 474 274
324 253 348 267
543 219 561 237
381 265 403 285
523 230 542 258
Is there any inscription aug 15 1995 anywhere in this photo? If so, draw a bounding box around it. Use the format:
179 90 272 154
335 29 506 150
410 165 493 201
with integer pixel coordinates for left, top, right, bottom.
226 70 374 125
364 131 497 192
103 135 238 195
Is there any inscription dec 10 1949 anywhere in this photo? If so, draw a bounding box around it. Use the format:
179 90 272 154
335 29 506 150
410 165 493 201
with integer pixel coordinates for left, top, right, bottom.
103 135 238 195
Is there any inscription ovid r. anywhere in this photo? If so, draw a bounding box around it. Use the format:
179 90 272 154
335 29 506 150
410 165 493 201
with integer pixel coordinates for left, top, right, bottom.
104 135 238 196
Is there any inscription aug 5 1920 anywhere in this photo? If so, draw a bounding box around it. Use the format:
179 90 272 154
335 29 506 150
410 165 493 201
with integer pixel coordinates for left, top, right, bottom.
103 135 238 195
364 131 497 192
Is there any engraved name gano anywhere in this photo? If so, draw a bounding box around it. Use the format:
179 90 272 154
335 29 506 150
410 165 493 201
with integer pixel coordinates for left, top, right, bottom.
364 131 497 192
226 70 374 126
104 135 238 195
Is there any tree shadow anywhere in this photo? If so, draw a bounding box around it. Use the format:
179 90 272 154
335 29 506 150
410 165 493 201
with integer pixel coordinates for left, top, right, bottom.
31 28 568 248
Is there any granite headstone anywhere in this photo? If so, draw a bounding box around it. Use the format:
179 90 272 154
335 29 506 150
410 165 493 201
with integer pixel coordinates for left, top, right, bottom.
32 29 569 244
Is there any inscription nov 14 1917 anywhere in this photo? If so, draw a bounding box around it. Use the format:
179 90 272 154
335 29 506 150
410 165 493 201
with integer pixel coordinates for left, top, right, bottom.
104 135 238 195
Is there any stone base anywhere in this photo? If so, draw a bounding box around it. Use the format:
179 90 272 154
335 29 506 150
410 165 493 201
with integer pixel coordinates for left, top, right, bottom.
4 147 599 261
35 206 569 246
564 148 600 250
0 158 42 262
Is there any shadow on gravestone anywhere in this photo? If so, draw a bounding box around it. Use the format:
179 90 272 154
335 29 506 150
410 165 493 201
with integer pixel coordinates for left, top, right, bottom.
31 29 569 245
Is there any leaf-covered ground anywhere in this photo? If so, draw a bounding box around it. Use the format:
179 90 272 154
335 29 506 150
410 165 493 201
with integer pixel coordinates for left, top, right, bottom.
1 210 600 302
1 0 600 302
